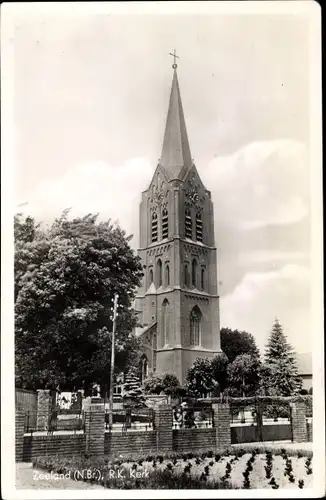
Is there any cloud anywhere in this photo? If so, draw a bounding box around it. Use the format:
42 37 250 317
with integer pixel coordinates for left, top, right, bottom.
237 250 307 266
19 158 153 244
220 264 311 354
202 139 309 230
17 141 312 355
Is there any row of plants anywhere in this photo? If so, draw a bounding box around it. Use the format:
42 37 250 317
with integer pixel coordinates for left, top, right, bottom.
33 444 313 489
280 447 312 489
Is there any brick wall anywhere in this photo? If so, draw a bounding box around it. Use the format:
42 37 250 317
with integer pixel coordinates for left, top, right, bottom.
105 432 157 456
36 390 53 431
290 402 308 442
84 398 104 456
307 420 313 442
213 403 231 448
154 404 173 452
16 411 25 462
23 434 85 461
172 428 216 452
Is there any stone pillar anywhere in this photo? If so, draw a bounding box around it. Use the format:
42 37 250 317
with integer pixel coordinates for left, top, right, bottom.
15 410 25 462
84 397 105 456
290 402 308 442
36 390 53 431
154 404 173 452
213 403 231 449
76 391 83 410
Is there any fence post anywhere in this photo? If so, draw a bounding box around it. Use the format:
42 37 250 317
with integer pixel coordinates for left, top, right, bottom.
256 402 263 442
84 397 105 456
15 410 25 462
290 401 308 442
36 389 53 431
154 404 173 453
212 403 231 449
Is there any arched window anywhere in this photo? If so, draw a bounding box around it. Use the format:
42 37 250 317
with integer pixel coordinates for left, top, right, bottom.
184 263 190 287
151 212 158 242
190 306 202 346
192 259 197 288
157 259 162 287
149 268 154 285
201 267 205 290
141 356 148 383
196 211 203 242
165 264 170 287
162 209 169 239
162 299 169 345
185 209 192 239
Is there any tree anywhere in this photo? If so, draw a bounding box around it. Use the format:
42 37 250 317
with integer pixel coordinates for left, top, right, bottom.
185 358 216 398
15 211 144 392
143 373 184 399
261 318 302 396
227 354 261 397
211 353 229 396
220 328 260 363
143 375 165 395
122 367 145 408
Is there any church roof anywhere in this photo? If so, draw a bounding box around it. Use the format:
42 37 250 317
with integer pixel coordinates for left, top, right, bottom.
296 352 312 376
145 282 157 295
135 321 157 338
159 68 193 181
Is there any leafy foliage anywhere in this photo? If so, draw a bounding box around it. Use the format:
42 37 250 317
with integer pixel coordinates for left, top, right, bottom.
185 358 217 397
15 211 144 392
143 373 184 398
211 353 229 395
261 319 302 396
227 354 261 397
143 375 165 395
221 328 260 363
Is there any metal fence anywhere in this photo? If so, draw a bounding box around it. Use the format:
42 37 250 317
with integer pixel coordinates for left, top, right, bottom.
230 404 257 425
173 403 214 429
54 408 84 431
105 407 155 432
16 389 37 414
24 409 85 434
229 399 293 443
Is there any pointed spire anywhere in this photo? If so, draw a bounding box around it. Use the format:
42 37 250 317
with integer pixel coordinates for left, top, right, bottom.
159 67 192 180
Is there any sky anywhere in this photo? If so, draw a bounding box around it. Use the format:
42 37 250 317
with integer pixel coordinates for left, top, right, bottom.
10 4 320 356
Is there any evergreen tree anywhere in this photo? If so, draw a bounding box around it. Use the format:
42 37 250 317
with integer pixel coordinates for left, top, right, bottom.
261 318 302 396
122 367 145 408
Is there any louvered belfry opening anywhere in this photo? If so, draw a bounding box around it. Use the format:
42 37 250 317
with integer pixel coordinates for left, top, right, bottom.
151 211 158 242
196 211 203 242
185 209 192 239
162 208 169 239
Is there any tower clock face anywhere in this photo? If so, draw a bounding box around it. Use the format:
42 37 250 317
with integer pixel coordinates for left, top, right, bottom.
191 192 199 203
152 185 164 205
186 186 200 206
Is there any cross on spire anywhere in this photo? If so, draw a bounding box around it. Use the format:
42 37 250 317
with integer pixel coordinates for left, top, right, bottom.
169 49 179 69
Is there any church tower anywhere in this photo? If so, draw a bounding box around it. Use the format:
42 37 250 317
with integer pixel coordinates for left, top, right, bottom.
135 57 222 384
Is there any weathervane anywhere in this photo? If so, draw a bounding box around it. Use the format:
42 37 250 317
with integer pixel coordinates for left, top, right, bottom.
169 49 179 69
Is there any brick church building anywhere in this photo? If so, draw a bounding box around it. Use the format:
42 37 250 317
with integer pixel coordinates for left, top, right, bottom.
134 60 222 384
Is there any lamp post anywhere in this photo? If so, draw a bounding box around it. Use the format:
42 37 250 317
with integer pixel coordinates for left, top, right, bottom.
108 293 119 430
